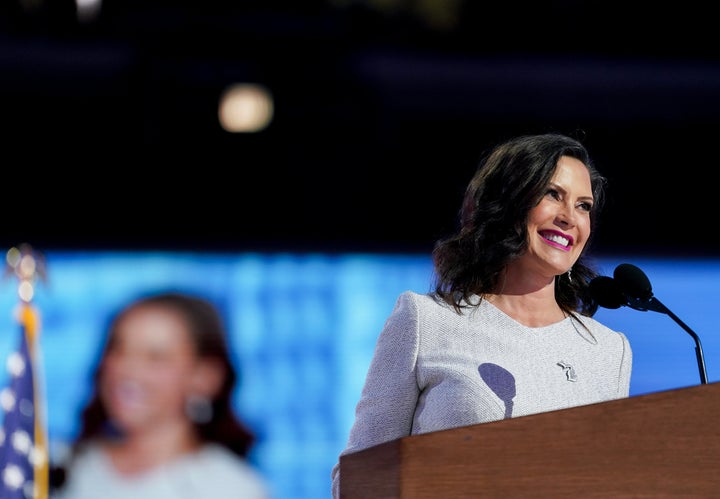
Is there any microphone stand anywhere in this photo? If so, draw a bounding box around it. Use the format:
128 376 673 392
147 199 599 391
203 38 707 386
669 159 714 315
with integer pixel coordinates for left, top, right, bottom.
626 295 708 385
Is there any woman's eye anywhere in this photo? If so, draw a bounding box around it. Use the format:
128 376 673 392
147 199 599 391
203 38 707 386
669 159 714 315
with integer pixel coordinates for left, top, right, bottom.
546 188 560 200
578 202 593 212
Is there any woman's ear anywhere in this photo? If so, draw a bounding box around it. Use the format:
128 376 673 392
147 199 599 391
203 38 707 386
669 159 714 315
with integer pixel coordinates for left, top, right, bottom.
189 358 225 399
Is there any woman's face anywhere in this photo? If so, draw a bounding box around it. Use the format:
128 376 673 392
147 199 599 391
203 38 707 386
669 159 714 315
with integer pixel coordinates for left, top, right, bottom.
520 155 593 278
99 304 198 433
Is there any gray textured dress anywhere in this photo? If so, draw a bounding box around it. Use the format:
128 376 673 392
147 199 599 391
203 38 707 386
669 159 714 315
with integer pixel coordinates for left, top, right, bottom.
331 290 632 497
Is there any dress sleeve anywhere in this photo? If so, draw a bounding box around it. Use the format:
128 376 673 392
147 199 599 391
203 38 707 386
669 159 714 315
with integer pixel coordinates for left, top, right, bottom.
331 291 422 498
618 330 633 397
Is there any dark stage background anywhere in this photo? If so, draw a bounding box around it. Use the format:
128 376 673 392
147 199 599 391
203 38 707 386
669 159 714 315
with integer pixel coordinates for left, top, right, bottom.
1 1 718 255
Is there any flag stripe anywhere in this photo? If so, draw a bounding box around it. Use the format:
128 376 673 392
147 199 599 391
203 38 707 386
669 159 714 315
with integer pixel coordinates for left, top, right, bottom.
1 302 48 499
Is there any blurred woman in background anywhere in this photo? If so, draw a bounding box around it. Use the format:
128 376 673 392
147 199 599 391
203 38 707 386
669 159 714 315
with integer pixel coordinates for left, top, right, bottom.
52 291 272 499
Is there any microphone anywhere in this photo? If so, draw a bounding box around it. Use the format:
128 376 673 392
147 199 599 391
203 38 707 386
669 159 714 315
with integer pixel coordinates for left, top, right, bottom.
612 263 665 312
588 275 626 309
614 263 652 300
588 266 658 313
594 263 708 385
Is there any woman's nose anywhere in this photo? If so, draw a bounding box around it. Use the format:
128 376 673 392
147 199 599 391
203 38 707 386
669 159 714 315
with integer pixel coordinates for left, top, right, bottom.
555 203 576 226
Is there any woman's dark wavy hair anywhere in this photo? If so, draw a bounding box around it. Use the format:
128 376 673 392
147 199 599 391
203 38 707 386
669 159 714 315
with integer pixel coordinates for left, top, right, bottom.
71 291 255 458
432 133 606 317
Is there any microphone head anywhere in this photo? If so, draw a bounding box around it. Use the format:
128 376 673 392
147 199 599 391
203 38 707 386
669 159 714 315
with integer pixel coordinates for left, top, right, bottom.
613 263 653 300
588 276 626 309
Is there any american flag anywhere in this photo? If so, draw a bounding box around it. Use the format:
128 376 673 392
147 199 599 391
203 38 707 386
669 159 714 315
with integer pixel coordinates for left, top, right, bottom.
0 246 48 499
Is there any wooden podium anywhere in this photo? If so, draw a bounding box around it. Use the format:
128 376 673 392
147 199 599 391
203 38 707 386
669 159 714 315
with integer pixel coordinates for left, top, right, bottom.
339 382 720 498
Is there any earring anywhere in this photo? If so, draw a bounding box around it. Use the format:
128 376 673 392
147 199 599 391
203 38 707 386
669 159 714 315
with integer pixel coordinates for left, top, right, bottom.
567 269 572 283
185 395 213 424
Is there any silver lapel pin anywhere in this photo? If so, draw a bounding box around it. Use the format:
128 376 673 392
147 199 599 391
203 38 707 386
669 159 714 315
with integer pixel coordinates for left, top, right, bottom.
557 361 577 382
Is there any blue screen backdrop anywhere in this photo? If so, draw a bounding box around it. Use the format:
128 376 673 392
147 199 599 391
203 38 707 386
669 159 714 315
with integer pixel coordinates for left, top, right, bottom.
1 250 718 499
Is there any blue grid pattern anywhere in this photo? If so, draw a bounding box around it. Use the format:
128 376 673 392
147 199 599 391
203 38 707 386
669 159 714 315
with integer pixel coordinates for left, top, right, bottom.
1 251 719 499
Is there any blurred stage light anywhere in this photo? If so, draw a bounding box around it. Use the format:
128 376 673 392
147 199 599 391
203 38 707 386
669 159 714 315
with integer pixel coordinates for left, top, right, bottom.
218 83 274 133
75 0 102 23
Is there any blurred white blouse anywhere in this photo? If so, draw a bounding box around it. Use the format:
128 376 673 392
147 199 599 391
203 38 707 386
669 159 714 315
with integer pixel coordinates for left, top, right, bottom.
52 443 272 499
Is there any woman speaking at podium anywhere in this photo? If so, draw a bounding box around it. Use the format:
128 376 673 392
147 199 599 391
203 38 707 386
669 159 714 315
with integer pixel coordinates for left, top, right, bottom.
331 133 632 498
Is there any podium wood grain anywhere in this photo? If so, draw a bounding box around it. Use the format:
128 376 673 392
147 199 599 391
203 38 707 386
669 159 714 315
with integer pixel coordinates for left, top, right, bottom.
339 382 720 498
